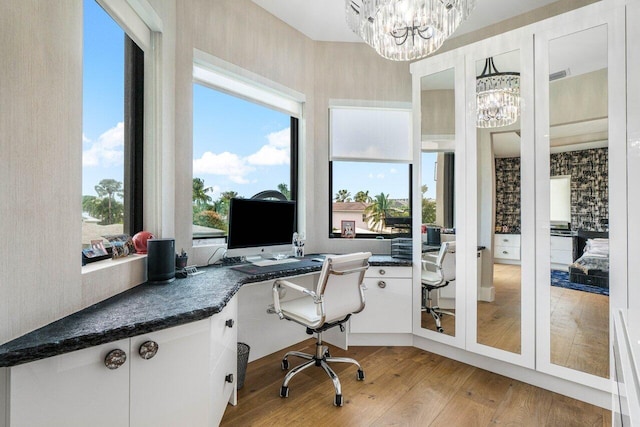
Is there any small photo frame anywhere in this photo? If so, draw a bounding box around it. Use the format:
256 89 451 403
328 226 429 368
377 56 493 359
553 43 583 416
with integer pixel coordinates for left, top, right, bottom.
90 240 108 257
341 220 356 238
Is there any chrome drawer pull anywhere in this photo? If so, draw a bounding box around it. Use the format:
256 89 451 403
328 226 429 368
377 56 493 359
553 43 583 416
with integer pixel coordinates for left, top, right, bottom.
378 269 386 275
378 281 386 289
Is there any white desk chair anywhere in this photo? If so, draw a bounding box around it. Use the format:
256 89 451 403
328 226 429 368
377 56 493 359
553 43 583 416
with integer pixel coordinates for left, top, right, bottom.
421 241 456 333
270 252 371 406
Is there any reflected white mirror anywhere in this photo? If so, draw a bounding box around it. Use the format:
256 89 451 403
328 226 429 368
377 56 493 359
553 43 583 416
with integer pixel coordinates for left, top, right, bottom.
548 25 609 378
420 67 457 337
476 50 522 354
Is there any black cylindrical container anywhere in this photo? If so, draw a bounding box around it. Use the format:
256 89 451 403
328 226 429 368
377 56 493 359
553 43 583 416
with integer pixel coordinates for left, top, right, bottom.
426 227 441 246
147 238 176 284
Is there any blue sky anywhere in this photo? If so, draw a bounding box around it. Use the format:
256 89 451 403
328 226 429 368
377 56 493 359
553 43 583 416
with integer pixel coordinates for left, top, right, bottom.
82 0 125 197
82 0 435 202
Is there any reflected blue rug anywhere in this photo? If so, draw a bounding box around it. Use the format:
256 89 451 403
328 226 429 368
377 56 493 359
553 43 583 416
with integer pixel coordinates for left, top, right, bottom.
550 270 609 296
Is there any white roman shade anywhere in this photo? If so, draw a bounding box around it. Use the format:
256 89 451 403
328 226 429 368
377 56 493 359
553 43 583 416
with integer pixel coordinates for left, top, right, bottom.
330 107 412 162
193 51 304 119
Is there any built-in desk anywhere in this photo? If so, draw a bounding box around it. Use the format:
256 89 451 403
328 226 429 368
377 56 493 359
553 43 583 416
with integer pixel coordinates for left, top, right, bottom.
0 254 407 427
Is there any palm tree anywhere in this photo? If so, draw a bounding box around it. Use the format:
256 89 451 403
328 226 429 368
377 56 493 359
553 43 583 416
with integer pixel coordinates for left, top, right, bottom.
192 178 212 209
277 183 291 199
364 192 391 232
354 190 371 203
220 191 239 202
94 179 124 224
334 189 352 202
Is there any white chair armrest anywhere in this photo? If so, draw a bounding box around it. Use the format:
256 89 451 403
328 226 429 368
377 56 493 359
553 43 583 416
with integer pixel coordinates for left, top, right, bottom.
272 279 319 319
421 259 440 271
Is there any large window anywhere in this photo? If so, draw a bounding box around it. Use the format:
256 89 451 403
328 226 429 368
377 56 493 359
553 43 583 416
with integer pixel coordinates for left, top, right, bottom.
192 83 298 240
330 106 412 238
82 0 144 249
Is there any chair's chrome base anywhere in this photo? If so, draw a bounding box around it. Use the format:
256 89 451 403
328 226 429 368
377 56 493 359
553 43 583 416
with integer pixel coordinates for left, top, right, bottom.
421 286 455 333
279 333 364 407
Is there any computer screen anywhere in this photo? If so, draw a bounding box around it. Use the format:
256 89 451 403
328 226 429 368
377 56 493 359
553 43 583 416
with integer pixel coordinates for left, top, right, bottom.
226 198 296 259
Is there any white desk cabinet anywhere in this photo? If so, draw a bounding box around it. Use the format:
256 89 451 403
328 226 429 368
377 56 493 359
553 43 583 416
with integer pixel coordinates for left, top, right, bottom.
494 234 521 263
6 296 238 427
9 339 131 426
550 235 573 271
350 266 412 334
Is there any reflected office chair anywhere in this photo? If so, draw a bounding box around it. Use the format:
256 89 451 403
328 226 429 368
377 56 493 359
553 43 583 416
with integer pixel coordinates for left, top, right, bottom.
421 241 456 333
270 252 371 406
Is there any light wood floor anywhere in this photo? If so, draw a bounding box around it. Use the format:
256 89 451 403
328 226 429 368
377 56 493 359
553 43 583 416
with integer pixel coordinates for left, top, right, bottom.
221 340 611 426
421 264 609 378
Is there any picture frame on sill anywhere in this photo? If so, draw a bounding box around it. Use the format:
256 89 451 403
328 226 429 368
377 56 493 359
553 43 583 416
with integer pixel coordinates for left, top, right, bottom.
341 220 356 238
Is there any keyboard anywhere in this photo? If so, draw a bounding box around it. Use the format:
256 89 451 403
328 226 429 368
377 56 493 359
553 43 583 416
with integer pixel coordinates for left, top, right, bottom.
251 258 300 267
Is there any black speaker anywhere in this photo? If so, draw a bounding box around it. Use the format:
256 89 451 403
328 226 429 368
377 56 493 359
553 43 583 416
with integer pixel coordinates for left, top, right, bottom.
426 227 441 246
147 238 176 284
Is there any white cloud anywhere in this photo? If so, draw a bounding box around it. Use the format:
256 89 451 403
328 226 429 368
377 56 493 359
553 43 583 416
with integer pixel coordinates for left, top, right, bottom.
267 128 290 148
83 122 125 167
389 168 398 174
368 172 385 180
193 151 253 184
246 144 289 166
246 128 290 166
193 127 290 184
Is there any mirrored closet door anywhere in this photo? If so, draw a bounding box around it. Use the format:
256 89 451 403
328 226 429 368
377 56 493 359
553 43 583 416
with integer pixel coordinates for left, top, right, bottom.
535 4 626 392
466 31 535 368
411 52 467 348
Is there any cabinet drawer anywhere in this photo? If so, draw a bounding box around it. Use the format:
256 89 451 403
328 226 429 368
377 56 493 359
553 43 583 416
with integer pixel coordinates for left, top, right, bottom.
210 338 237 426
494 234 520 247
365 266 412 279
211 295 238 349
9 339 130 427
550 249 573 265
494 246 521 260
550 236 573 251
350 278 412 333
210 296 238 372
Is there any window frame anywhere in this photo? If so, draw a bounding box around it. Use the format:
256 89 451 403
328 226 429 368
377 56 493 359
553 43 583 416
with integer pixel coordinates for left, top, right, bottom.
190 58 304 242
82 0 157 264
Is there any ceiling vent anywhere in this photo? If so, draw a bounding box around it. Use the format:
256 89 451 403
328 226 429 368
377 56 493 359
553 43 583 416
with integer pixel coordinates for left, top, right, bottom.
549 68 570 81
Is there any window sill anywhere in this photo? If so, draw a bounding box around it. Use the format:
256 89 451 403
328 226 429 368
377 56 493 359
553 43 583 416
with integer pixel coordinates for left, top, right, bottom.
81 253 147 275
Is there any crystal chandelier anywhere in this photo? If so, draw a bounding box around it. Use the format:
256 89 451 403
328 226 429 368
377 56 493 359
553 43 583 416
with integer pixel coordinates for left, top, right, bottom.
476 57 520 128
345 0 477 61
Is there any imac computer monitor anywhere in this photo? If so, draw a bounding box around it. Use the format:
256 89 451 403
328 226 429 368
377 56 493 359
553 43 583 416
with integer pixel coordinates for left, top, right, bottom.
226 198 296 260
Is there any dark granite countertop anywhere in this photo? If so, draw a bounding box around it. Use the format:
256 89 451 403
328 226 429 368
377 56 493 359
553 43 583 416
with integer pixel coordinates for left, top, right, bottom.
0 254 408 368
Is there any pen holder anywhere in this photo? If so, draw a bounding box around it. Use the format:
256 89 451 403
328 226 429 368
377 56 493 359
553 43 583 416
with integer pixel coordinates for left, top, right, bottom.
293 245 304 258
176 254 188 269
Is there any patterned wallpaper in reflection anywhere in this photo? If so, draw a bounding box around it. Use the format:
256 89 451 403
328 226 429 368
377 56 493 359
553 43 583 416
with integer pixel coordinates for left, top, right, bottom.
495 157 521 233
494 147 608 233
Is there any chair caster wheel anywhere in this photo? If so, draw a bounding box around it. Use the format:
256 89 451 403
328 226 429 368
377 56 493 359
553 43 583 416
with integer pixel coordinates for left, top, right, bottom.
334 394 343 407
324 350 331 358
280 386 289 398
437 327 444 333
356 369 365 381
281 359 289 370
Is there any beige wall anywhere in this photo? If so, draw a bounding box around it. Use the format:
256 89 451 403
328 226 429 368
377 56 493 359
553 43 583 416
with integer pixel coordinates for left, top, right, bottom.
311 42 411 254
174 0 316 254
1 1 83 344
421 90 456 136
0 0 597 345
